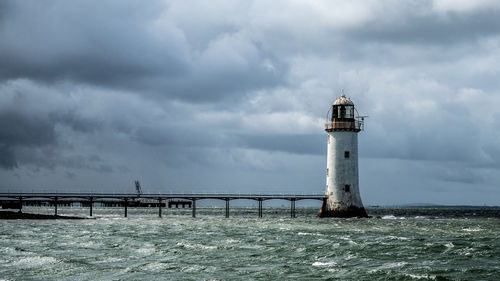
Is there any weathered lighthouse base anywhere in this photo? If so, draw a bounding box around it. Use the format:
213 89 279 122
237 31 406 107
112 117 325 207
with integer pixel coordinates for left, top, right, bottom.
318 202 369 218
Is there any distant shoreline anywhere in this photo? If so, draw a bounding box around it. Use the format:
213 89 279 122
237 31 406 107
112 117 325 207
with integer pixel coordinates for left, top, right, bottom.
0 210 87 220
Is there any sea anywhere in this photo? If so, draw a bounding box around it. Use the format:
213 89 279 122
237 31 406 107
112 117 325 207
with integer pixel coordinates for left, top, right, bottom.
0 206 499 280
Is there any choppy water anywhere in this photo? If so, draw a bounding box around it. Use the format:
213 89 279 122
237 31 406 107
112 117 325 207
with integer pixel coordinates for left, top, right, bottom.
1 207 499 280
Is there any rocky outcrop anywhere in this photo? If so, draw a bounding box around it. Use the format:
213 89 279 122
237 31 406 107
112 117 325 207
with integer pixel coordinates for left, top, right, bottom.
319 201 369 218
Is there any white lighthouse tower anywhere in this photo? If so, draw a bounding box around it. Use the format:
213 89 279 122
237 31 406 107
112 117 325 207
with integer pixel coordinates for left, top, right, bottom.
319 93 368 218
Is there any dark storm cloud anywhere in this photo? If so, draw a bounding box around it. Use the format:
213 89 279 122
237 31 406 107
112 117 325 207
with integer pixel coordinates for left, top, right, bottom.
0 0 283 103
0 1 187 85
0 83 111 171
0 111 56 147
0 111 57 168
0 144 16 169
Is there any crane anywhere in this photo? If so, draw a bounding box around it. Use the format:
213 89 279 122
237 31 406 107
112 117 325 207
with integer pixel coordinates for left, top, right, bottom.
134 180 142 198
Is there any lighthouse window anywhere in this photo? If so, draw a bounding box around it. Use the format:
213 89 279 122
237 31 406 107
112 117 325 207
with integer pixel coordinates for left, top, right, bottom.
346 106 354 118
344 151 350 159
340 106 346 118
326 168 329 176
344 185 351 192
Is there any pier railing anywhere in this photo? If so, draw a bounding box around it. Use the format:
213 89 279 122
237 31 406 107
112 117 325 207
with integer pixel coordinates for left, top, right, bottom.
0 192 324 200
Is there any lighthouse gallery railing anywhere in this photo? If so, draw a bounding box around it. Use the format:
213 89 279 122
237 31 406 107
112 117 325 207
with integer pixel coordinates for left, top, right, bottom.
324 120 363 131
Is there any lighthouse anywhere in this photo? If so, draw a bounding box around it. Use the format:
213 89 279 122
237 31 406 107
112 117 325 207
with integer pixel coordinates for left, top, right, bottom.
319 93 368 218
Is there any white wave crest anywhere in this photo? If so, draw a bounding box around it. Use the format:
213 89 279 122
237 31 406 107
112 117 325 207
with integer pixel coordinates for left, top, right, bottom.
298 232 323 236
13 256 59 267
462 227 481 232
405 273 437 280
382 215 406 220
312 261 337 267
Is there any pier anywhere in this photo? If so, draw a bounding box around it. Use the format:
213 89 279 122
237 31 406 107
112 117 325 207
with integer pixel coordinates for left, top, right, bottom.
0 192 325 218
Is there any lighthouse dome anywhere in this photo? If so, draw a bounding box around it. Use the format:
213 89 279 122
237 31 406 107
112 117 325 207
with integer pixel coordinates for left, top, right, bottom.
333 94 354 106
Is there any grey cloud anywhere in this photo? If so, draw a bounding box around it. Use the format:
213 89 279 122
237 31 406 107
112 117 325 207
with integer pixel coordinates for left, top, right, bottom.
127 111 324 156
434 165 484 184
362 112 485 166
0 1 189 85
0 111 56 147
249 2 500 69
0 144 16 169
130 125 188 147
350 9 500 46
49 111 101 133
0 111 57 168
0 0 284 103
56 154 114 173
0 103 109 170
234 134 325 155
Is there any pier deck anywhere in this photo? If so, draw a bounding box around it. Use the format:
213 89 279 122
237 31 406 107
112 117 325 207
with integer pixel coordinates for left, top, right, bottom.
0 192 325 218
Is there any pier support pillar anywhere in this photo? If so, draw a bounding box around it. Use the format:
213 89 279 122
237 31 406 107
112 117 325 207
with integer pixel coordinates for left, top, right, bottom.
89 197 93 217
192 199 196 218
158 198 162 218
291 199 296 218
258 199 263 218
225 199 229 218
124 198 128 218
54 197 58 216
18 196 22 213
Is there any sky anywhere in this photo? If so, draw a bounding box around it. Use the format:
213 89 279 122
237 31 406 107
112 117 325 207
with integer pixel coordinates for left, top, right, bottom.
1 0 500 205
